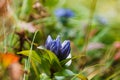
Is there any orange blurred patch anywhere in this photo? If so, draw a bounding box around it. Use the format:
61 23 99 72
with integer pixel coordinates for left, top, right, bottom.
0 53 19 68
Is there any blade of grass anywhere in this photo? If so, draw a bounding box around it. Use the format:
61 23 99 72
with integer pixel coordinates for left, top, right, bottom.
82 0 98 55
23 31 38 80
92 25 111 42
106 69 120 80
20 0 33 20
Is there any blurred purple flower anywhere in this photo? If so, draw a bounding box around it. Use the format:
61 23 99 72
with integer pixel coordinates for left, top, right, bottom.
54 8 74 18
45 35 71 61
96 16 108 25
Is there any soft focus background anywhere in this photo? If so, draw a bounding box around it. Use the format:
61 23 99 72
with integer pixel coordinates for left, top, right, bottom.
0 0 120 80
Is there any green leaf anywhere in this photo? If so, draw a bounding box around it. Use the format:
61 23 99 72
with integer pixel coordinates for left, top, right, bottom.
60 56 83 66
39 49 62 71
76 74 88 80
71 73 88 80
18 50 41 64
55 69 75 76
39 73 51 80
60 58 72 66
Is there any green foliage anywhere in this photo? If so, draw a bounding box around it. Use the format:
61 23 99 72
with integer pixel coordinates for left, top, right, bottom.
20 0 33 20
18 50 41 64
39 0 59 7
38 49 62 71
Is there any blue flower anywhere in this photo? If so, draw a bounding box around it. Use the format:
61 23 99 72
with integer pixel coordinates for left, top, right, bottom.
54 8 74 18
45 35 71 61
96 16 108 25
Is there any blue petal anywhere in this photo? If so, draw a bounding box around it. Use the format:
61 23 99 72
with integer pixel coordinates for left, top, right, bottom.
65 9 74 17
55 8 74 18
45 35 71 61
60 40 71 60
56 35 62 50
61 40 70 50
45 35 53 49
62 47 70 60
50 40 59 55
54 8 66 17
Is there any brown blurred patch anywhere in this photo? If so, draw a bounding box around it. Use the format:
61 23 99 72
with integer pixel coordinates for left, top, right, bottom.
0 0 14 41
0 0 10 16
8 63 23 80
0 15 14 41
30 1 49 20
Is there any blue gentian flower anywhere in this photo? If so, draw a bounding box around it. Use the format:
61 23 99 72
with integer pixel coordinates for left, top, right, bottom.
45 35 71 61
54 8 74 18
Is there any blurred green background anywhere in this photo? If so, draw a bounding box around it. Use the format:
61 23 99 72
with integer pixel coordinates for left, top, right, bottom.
0 0 120 80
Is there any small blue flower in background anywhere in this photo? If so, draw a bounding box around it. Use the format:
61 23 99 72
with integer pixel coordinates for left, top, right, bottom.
45 35 71 61
54 8 74 18
95 16 108 25
54 8 74 24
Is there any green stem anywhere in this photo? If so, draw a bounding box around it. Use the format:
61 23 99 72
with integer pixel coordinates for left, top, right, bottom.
82 0 98 55
20 0 33 20
23 31 38 80
23 59 29 80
